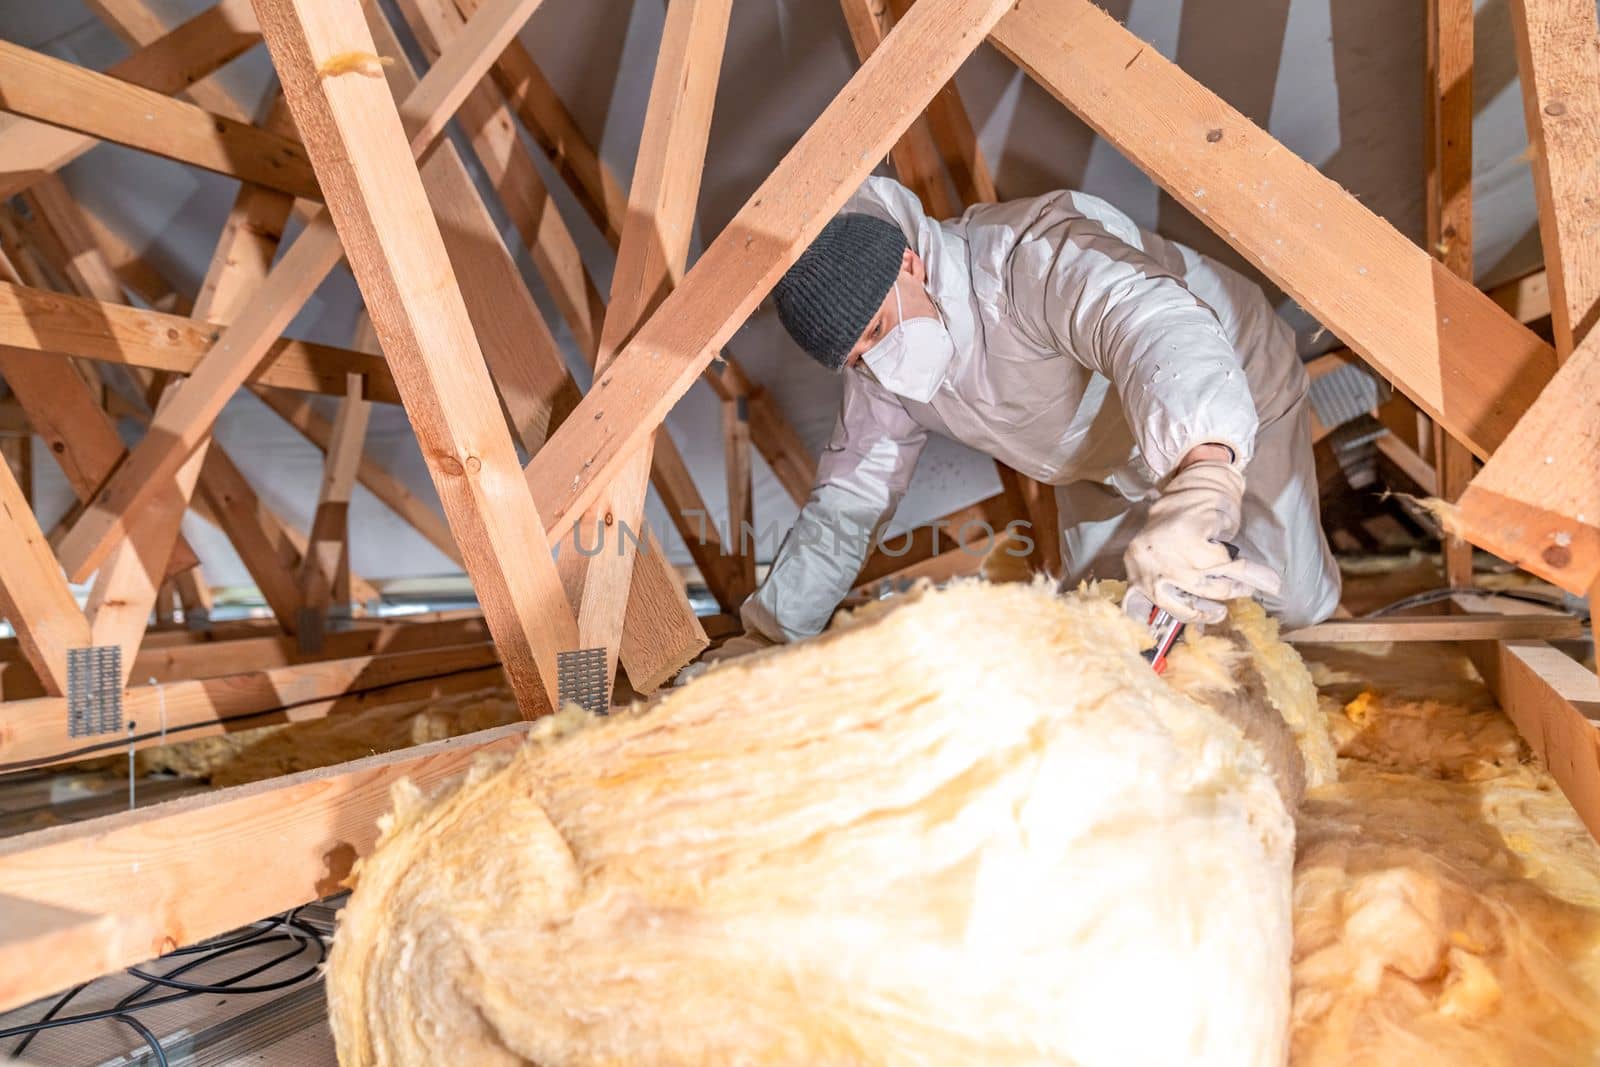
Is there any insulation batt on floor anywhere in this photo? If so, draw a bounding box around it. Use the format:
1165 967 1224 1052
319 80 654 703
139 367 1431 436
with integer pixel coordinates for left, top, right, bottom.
328 582 1302 1066
1289 640 1600 1065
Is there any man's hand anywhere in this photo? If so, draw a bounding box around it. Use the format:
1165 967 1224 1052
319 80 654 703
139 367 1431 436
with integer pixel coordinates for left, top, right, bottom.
1123 458 1281 624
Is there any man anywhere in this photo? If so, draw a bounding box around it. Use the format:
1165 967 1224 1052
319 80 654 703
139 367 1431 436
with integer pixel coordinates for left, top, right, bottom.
739 176 1339 646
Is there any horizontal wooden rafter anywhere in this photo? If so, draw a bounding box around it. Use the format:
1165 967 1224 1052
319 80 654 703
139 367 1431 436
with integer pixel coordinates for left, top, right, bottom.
0 0 262 199
0 282 400 402
1281 613 1584 644
0 723 527 1010
0 641 504 773
0 39 319 200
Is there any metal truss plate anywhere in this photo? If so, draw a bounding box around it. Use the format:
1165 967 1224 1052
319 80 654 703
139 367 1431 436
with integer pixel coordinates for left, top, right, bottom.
557 647 609 715
67 645 123 737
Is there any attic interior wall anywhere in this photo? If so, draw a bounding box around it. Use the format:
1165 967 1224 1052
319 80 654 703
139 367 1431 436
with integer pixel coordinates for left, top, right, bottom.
0 0 1553 589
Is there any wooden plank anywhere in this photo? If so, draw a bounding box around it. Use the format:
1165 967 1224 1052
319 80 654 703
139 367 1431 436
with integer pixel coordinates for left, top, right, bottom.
252 387 464 566
1475 638 1600 841
23 170 305 622
987 0 1557 461
0 641 503 772
1488 268 1552 323
457 0 628 246
0 350 202 576
0 433 31 509
887 0 998 205
0 0 262 199
723 394 757 600
0 457 88 696
394 0 605 359
52 0 557 584
196 445 307 629
84 0 255 121
83 430 208 684
254 0 575 716
522 0 1020 544
1452 330 1600 595
360 1 704 691
0 722 526 1005
1425 0 1476 587
1281 613 1583 644
557 0 732 694
0 283 398 402
839 0 960 218
0 894 148 1014
300 373 370 616
744 386 817 507
0 40 319 201
388 0 759 616
1508 0 1600 357
0 615 493 698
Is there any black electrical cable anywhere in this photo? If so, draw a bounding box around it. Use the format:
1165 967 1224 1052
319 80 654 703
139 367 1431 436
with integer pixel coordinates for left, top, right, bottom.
5 908 325 1062
1364 585 1575 618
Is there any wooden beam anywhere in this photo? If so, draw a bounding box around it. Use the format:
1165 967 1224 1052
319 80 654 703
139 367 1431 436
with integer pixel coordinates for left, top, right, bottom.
1488 267 1551 323
389 0 762 616
0 641 503 772
0 614 494 699
1281 613 1583 644
0 457 88 696
987 0 1556 461
1452 0 1600 599
1475 638 1600 840
557 0 732 694
301 373 370 616
455 0 628 246
1508 0 1600 357
0 283 398 402
394 0 605 359
1425 0 1476 588
1452 330 1600 595
52 0 559 584
195 445 308 628
838 0 960 218
0 895 150 1014
83 0 256 121
23 169 307 627
723 393 758 600
0 40 319 200
254 0 575 716
0 723 526 1010
251 387 463 566
522 0 1020 545
360 0 705 691
0 0 262 199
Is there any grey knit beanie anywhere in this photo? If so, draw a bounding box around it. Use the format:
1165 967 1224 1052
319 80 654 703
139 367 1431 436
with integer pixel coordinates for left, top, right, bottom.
774 213 908 370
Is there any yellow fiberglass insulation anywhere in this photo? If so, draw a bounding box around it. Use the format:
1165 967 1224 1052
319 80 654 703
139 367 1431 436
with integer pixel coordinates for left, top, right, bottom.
328 581 1300 1067
1290 641 1600 1066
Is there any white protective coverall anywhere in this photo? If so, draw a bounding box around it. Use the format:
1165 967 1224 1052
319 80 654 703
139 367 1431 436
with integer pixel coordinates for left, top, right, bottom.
741 177 1339 641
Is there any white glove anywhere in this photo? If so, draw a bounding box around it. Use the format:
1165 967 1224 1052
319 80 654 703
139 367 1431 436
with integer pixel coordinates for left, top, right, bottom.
1122 460 1282 624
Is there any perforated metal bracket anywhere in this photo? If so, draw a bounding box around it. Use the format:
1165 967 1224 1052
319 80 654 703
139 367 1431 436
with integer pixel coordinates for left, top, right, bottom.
326 603 355 634
67 645 123 737
296 608 324 656
557 647 609 715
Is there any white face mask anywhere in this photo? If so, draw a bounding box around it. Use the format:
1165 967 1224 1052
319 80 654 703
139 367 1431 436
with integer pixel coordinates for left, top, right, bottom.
859 280 955 403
